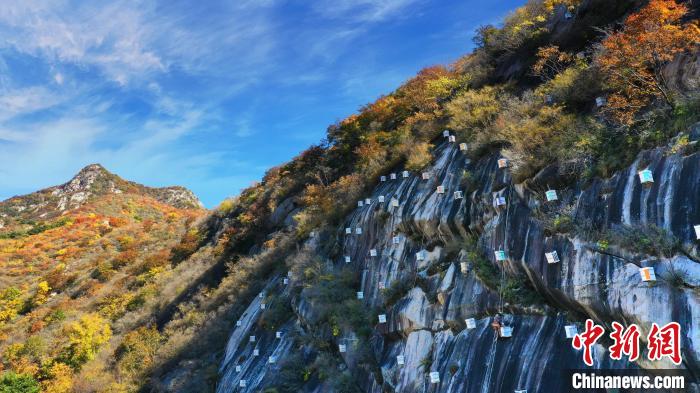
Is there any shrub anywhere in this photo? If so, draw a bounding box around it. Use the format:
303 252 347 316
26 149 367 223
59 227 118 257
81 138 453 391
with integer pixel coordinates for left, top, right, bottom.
61 314 112 368
446 86 503 150
0 287 23 324
116 326 162 380
171 229 202 264
0 372 40 393
405 142 433 171
40 363 73 393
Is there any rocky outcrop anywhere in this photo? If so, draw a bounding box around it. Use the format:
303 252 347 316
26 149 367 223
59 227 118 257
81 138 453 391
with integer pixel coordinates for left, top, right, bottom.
217 125 700 392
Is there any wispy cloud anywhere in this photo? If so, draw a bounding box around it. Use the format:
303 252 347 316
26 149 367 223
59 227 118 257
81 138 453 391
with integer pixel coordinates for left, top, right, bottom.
312 0 423 22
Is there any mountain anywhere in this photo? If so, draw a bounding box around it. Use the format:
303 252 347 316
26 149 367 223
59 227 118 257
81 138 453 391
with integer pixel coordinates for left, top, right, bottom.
1 0 699 392
0 164 202 232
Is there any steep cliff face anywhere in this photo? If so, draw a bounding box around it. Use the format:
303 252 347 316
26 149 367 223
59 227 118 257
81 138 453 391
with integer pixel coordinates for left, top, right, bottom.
216 124 700 392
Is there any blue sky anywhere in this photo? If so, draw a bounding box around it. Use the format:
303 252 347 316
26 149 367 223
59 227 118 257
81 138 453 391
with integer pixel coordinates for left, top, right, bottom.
0 0 523 208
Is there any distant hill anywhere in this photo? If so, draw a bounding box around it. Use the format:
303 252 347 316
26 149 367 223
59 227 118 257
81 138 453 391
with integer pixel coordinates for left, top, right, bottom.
0 164 202 233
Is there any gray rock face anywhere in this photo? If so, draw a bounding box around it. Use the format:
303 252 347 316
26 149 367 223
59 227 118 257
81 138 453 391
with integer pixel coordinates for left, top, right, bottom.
218 128 700 392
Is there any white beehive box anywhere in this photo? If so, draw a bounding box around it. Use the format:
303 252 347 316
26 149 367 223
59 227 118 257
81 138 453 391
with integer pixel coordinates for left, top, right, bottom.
357 200 364 207
436 186 445 194
276 331 282 339
370 249 378 257
465 318 477 329
240 380 247 388
500 326 513 337
402 170 410 178
638 169 654 184
260 303 266 310
391 198 399 207
515 390 527 393
253 349 259 356
498 158 509 168
378 281 386 290
430 371 440 383
545 190 558 202
448 135 456 143
393 236 401 244
545 251 560 264
339 344 347 353
416 251 426 261
378 314 387 323
365 198 371 204
565 325 578 339
459 143 468 151
390 173 397 180
494 250 507 261
357 291 364 300
460 262 468 274
356 227 362 235
345 227 352 234
494 196 506 207
596 96 606 107
236 320 242 327
640 267 656 282
344 256 351 263
235 365 241 372
695 225 700 239
380 175 387 182
268 356 276 364
422 172 430 180
443 130 450 137
250 335 256 343
454 191 463 199
284 278 289 284
378 195 385 203
397 355 405 365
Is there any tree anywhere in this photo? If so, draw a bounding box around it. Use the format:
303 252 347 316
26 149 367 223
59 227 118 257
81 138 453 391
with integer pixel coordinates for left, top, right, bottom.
532 45 574 81
0 287 23 324
0 372 40 393
63 314 112 368
596 0 700 124
31 281 50 308
41 363 73 393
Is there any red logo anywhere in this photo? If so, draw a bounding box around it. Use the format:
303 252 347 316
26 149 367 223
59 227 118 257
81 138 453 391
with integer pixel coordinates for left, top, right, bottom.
647 322 682 365
572 319 605 366
572 320 683 366
609 322 640 361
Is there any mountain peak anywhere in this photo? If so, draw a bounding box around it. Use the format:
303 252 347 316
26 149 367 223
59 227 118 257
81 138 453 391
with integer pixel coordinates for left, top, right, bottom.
0 165 203 228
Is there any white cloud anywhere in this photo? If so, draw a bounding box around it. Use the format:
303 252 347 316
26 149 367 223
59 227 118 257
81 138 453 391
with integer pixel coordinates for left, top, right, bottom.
312 0 422 22
0 86 68 123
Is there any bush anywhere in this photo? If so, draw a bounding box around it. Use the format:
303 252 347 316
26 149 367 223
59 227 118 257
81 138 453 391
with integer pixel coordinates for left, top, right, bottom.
61 314 112 368
0 372 40 393
493 93 590 180
405 142 433 171
446 86 503 149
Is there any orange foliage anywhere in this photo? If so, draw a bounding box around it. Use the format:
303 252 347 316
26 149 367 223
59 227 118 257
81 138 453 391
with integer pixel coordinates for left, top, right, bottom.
596 0 700 124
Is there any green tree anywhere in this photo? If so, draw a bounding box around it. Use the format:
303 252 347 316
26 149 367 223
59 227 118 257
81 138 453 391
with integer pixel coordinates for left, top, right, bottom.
0 372 40 393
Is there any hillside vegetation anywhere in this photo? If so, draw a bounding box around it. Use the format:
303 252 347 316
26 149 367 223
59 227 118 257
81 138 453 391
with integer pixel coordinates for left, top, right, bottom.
1 0 699 392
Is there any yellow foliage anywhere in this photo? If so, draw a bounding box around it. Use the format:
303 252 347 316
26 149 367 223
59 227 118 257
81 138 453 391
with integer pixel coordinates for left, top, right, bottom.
0 287 23 323
64 313 112 367
41 363 74 393
404 142 433 171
